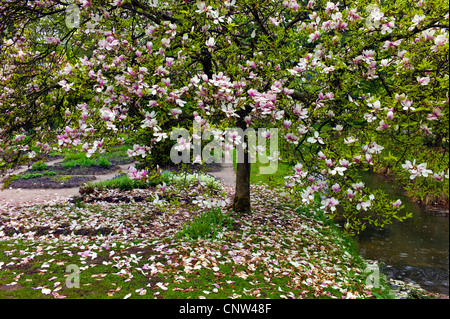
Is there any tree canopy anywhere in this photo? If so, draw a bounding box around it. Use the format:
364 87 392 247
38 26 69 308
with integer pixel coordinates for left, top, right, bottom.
1 0 448 232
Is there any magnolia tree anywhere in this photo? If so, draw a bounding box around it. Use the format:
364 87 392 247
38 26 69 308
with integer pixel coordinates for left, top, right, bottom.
0 0 448 232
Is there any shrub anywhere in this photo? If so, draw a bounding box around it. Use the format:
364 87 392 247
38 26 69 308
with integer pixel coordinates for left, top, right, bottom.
31 161 47 171
62 157 94 169
97 157 111 168
170 172 222 190
62 156 111 169
79 170 173 194
18 171 56 179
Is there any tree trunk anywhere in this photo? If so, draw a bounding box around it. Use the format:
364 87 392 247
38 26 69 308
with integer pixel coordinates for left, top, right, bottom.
233 153 251 214
232 116 251 214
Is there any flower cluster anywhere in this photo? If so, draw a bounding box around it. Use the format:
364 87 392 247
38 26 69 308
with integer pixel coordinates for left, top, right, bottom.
127 166 148 181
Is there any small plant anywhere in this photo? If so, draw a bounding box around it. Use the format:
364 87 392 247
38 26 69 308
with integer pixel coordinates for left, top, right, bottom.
79 170 173 193
31 161 47 171
79 181 96 195
97 157 111 169
56 175 71 183
176 208 233 240
20 172 43 179
62 156 111 169
62 157 94 169
171 172 222 190
18 171 56 179
71 196 86 208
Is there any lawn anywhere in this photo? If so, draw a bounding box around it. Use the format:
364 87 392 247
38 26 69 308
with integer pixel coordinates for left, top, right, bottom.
0 175 393 299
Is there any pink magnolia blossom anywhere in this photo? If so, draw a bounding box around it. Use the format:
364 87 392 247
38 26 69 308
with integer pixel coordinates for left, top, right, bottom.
308 30 321 43
392 199 402 208
127 166 148 181
285 133 299 144
347 189 356 199
331 183 340 192
417 76 430 85
386 108 394 120
325 158 334 167
320 197 339 212
45 37 60 45
161 38 171 47
432 171 446 181
307 131 324 144
329 166 347 176
283 120 291 129
352 182 364 191
344 136 358 144
339 159 350 168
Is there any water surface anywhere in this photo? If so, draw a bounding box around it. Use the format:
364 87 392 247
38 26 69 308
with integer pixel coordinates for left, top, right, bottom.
354 171 449 295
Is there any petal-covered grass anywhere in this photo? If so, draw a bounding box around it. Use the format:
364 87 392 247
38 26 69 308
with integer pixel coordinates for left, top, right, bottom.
0 184 392 299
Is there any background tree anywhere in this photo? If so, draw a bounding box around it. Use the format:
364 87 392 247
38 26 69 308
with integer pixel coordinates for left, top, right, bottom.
0 0 448 232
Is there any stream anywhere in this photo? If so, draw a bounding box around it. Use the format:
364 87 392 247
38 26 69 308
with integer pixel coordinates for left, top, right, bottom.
354 171 449 296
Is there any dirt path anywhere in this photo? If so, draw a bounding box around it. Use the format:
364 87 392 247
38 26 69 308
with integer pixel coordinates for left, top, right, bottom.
208 162 235 186
207 150 235 186
0 161 134 208
0 159 236 208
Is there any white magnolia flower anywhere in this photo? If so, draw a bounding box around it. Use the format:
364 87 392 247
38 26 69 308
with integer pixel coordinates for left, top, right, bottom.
206 37 215 49
417 76 430 85
307 131 324 144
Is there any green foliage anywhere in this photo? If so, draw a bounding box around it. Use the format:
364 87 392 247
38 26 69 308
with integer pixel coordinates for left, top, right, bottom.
0 0 448 233
170 172 222 190
140 136 177 168
250 162 292 188
17 171 56 179
80 170 173 193
62 156 111 169
97 156 112 168
176 208 233 240
63 146 132 166
31 161 47 171
375 142 449 204
90 175 144 191
231 148 292 188
104 145 135 164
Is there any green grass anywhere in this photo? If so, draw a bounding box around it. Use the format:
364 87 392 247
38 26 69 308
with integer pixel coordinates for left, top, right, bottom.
176 208 233 240
62 153 88 162
31 161 48 171
0 197 399 300
61 145 133 166
230 148 294 188
82 175 150 191
80 170 174 193
0 146 403 300
249 161 293 187
16 171 57 179
0 240 143 299
62 156 111 169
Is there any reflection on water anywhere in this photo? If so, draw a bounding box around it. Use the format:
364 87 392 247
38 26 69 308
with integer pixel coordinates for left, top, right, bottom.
354 171 449 295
